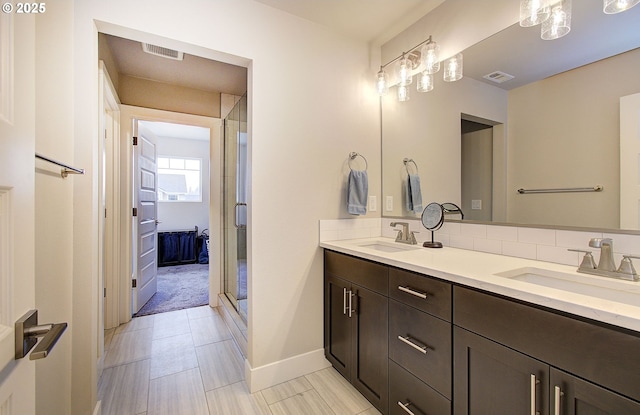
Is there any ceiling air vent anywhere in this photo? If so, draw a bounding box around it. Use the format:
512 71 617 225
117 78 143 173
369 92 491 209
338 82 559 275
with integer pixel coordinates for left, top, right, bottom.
482 71 514 84
141 43 184 61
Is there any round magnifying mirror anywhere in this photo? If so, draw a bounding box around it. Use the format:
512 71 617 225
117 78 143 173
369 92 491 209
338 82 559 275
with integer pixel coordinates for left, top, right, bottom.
421 202 444 248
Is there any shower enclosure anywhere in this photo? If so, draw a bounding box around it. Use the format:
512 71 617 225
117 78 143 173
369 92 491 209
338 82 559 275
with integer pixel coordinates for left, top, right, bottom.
223 94 248 322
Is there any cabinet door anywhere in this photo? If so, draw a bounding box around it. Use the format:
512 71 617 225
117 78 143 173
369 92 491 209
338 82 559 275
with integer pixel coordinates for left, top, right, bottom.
454 327 548 415
550 368 640 415
352 285 389 414
325 274 351 379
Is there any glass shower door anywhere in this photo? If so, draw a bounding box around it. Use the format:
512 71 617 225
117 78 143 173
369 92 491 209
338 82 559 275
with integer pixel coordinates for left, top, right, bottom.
223 95 248 322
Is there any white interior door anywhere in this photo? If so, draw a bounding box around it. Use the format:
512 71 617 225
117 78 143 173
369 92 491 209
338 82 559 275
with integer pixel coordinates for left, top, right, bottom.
133 122 158 313
0 12 37 414
620 93 640 230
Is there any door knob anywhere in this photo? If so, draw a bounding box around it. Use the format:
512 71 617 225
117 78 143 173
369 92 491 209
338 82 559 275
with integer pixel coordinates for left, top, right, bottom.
15 309 67 360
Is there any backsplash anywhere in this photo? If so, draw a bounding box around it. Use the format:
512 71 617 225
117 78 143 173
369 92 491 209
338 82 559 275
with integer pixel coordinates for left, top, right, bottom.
320 218 640 268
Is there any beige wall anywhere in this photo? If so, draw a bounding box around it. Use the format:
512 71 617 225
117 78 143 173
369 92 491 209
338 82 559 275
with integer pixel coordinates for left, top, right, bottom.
97 33 119 90
34 2 73 414
119 74 222 118
507 47 640 228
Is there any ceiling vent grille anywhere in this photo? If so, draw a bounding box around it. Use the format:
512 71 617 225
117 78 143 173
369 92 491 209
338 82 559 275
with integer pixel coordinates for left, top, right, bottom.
141 43 184 61
482 71 515 84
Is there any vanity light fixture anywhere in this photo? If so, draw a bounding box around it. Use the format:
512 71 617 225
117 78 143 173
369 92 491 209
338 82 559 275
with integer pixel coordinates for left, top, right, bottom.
541 0 571 40
603 0 640 13
421 42 440 74
417 71 434 92
519 0 551 27
398 84 410 101
443 53 463 82
376 36 462 101
376 67 389 96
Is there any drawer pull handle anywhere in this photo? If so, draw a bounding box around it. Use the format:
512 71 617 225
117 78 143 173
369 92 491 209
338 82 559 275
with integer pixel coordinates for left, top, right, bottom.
398 285 428 299
530 374 540 415
398 335 429 354
398 401 418 415
343 288 348 315
554 385 564 415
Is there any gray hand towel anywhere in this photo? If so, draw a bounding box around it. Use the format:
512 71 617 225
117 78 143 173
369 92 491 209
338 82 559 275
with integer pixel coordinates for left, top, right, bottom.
347 170 368 215
405 173 423 213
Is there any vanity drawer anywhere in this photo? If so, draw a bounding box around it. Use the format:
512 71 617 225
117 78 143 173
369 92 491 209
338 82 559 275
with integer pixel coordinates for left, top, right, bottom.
389 299 452 399
389 267 451 321
324 250 388 295
389 360 451 415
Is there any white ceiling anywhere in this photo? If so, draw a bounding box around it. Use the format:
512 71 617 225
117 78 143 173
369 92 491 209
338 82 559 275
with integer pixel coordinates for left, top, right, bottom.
140 121 211 141
464 0 640 90
251 0 444 43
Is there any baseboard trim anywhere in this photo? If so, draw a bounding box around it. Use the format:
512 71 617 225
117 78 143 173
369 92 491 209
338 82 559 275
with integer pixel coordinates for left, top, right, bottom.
93 400 101 415
245 348 331 392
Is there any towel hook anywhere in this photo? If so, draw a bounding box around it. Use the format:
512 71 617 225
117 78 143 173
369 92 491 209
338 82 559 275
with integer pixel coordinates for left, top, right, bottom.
348 152 368 171
403 158 419 175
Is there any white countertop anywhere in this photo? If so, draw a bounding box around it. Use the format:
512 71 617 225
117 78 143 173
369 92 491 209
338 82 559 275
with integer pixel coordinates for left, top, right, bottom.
320 237 640 333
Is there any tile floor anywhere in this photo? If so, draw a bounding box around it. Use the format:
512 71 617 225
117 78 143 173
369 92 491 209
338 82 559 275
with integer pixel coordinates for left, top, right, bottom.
99 305 381 415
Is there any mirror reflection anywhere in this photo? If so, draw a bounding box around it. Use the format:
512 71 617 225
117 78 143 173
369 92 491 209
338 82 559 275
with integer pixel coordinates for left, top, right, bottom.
381 2 640 231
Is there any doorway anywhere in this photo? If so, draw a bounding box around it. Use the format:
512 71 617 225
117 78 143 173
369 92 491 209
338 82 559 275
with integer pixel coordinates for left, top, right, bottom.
223 94 248 322
460 114 506 223
134 120 211 316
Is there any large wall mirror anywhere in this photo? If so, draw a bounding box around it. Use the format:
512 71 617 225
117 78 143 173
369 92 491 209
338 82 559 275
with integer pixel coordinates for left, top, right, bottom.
381 1 640 231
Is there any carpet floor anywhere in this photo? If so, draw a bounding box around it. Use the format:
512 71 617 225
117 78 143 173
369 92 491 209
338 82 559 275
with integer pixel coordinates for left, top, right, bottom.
134 263 209 317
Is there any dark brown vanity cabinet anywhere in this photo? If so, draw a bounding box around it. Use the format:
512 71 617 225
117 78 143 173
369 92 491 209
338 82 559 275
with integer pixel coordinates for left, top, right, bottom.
453 286 640 415
324 251 389 413
324 250 640 415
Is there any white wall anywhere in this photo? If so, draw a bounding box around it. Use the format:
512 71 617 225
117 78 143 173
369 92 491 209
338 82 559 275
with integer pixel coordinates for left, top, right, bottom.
69 0 380 411
34 2 73 414
156 136 210 233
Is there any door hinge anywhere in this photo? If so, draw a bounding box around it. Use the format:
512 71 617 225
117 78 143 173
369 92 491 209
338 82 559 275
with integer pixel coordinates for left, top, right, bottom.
104 288 107 298
132 136 138 146
104 208 107 219
132 207 138 217
132 279 137 288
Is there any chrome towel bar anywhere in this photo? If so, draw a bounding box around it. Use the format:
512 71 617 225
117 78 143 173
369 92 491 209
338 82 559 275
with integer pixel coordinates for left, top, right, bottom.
517 185 603 194
35 153 85 178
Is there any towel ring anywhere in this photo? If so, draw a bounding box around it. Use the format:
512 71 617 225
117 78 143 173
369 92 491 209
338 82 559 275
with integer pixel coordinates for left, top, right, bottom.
403 158 419 175
349 152 368 171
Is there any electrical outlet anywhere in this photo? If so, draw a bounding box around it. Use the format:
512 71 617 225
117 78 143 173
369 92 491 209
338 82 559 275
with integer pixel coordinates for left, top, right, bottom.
369 196 377 212
385 196 393 211
471 199 482 210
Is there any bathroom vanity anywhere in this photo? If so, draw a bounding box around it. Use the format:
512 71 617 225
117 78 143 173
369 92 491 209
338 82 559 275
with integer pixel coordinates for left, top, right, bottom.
322 238 640 415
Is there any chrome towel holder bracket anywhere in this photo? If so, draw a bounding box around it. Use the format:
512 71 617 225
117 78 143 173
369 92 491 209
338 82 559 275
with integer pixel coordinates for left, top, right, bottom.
348 152 368 171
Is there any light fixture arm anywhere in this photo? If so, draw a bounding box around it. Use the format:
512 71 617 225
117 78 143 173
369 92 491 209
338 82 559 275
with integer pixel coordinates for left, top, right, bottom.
380 35 433 70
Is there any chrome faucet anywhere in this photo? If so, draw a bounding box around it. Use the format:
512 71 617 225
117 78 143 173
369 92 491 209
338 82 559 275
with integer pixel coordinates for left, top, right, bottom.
569 238 640 281
589 238 616 272
390 222 417 245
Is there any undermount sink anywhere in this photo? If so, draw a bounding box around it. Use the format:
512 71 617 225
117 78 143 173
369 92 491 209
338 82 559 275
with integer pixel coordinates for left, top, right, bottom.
357 241 421 253
495 267 640 306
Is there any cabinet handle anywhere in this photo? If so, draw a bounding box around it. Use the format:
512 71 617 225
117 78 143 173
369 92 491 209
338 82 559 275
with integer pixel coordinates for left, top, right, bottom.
398 285 428 299
398 335 429 354
554 386 564 415
397 401 417 415
343 288 348 315
348 290 355 318
530 374 540 415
